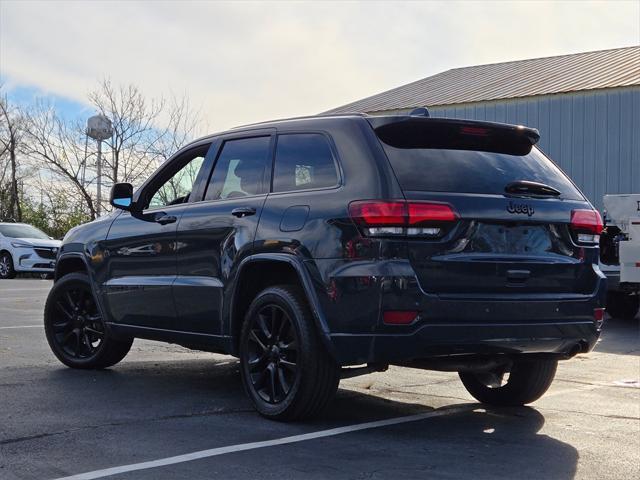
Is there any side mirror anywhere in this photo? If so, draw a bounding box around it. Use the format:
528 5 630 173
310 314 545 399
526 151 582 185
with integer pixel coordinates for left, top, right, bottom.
110 183 135 211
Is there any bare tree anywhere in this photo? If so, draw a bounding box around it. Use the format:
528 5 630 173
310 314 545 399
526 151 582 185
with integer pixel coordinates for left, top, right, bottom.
21 102 97 219
0 136 11 220
10 80 205 225
147 93 205 205
87 80 205 214
88 79 166 187
0 92 23 221
152 93 205 162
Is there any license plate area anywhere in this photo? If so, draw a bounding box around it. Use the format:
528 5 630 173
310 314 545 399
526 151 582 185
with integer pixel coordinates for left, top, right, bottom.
464 222 568 256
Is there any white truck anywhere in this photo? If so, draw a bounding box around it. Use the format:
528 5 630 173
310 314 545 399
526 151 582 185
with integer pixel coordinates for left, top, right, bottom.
600 194 640 320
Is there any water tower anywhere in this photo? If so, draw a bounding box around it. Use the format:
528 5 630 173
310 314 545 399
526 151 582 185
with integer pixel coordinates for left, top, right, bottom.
86 115 113 216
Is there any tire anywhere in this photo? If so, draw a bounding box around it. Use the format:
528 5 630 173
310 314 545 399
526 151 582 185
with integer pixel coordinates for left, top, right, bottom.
0 252 16 279
459 359 557 406
44 272 133 369
606 292 639 320
240 285 340 421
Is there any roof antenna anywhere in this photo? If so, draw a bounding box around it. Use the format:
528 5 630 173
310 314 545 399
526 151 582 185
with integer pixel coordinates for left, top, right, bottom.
409 107 430 117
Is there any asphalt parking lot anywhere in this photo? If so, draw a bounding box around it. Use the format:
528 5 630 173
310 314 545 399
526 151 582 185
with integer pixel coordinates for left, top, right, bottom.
1 279 638 480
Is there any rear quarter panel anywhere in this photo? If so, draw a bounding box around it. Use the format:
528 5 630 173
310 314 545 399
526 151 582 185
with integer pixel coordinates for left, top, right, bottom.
253 117 405 334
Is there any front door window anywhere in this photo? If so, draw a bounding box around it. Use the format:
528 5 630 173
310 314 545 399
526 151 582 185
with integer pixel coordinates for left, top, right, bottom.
146 147 209 210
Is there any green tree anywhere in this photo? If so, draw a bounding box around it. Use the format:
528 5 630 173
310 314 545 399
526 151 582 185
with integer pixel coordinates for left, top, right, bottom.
20 191 91 239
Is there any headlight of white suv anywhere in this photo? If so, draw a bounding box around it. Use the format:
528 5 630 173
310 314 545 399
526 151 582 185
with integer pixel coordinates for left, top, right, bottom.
11 241 33 249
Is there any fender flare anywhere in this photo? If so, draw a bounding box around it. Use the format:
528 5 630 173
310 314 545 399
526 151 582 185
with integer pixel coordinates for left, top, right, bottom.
55 251 90 280
229 253 336 359
54 252 120 338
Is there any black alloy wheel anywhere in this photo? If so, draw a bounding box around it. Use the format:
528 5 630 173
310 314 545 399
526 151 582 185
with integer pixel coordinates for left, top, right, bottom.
459 359 557 406
49 283 105 359
246 304 299 404
470 366 511 390
240 285 340 421
44 272 133 369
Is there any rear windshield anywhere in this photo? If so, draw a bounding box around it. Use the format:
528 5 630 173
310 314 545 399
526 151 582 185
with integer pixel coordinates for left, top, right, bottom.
381 144 584 200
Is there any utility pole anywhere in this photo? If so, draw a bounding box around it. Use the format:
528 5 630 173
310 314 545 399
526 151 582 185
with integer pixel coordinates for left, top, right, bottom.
86 115 113 217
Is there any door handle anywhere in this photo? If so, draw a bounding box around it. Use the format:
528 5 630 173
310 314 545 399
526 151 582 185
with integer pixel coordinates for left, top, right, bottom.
506 269 530 282
155 214 177 225
231 207 256 218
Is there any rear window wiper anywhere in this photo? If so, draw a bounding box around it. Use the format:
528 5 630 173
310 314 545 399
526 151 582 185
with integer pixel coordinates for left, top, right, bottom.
505 180 561 197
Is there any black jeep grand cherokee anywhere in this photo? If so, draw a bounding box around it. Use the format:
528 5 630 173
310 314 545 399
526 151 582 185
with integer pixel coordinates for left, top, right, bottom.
45 111 606 420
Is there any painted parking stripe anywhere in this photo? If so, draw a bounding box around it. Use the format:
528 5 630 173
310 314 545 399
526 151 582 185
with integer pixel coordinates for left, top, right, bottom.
0 287 52 292
0 325 41 329
53 405 472 480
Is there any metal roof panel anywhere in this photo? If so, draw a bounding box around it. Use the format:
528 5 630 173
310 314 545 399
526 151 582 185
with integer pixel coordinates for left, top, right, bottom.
326 46 640 113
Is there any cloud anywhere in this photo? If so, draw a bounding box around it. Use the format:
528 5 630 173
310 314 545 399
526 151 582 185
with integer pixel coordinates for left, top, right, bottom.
1 0 638 131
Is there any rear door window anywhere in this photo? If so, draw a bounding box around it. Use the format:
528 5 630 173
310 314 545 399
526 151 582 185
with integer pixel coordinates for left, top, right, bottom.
272 134 338 192
204 136 272 201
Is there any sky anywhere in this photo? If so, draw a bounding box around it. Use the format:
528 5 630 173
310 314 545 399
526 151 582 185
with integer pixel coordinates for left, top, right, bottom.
1 0 639 133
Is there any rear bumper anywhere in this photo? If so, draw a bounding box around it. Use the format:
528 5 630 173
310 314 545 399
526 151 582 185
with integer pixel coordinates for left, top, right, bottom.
331 320 601 365
313 259 606 365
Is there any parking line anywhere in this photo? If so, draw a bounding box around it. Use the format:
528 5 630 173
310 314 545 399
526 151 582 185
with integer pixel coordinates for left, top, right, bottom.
53 405 472 480
0 325 41 329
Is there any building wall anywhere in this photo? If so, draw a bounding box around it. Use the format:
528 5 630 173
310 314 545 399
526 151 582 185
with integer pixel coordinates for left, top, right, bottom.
370 86 640 212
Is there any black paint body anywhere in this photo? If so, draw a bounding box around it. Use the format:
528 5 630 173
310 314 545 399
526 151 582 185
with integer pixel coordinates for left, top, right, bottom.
56 115 605 366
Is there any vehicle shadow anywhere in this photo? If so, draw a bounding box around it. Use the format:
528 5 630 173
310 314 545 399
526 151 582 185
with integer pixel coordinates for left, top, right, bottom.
593 315 640 355
308 396 578 480
3 357 579 480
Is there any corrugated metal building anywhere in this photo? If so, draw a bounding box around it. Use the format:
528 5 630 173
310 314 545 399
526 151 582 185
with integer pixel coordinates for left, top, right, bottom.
327 46 640 211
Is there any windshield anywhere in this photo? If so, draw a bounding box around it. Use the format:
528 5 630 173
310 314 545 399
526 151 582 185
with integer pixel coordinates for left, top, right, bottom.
381 144 584 200
0 224 50 239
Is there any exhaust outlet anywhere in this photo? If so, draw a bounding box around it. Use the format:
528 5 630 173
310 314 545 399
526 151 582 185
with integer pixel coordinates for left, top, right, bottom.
567 342 587 358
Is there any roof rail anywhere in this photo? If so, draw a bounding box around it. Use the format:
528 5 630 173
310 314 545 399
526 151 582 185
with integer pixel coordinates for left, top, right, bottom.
231 112 369 130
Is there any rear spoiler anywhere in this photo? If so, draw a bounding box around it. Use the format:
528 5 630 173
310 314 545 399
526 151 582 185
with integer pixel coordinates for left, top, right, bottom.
368 116 540 156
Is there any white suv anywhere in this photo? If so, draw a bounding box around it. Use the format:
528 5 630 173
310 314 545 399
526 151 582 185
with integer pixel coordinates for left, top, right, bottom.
0 223 62 279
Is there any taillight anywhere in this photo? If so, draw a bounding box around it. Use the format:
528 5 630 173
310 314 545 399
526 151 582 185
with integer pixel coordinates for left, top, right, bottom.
460 126 489 137
349 201 405 225
570 209 603 244
408 203 458 223
594 307 605 329
383 310 418 325
349 200 459 237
